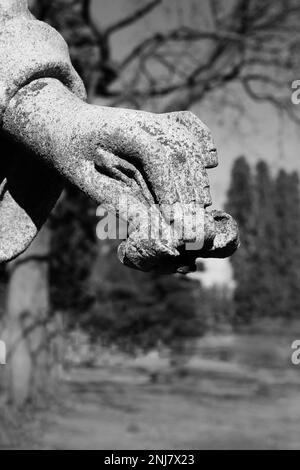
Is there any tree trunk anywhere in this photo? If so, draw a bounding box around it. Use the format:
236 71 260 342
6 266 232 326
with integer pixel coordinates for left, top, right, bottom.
6 226 51 407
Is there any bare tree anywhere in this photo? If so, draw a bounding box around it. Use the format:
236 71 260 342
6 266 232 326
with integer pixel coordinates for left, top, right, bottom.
31 0 300 118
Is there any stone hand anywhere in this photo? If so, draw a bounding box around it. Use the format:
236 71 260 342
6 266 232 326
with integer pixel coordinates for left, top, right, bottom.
0 0 239 270
3 79 239 272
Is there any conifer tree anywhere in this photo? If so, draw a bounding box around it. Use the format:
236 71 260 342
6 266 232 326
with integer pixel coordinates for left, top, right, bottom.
251 161 279 317
274 170 300 317
225 156 255 323
227 157 300 323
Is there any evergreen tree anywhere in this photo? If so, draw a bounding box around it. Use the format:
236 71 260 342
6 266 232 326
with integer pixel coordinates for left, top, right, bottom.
287 172 300 317
250 161 279 317
226 156 300 323
225 156 255 323
50 184 97 317
274 170 300 317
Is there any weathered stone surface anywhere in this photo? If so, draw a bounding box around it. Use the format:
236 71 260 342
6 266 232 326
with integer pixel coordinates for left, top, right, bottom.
0 0 85 261
0 0 239 272
0 0 32 22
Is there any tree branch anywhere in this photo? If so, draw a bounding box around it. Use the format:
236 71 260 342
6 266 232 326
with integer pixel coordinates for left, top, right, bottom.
119 27 255 72
76 0 300 124
241 77 300 124
104 0 162 37
82 0 103 41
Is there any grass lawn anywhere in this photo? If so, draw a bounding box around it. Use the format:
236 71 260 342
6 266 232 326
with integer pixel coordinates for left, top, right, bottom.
2 321 300 450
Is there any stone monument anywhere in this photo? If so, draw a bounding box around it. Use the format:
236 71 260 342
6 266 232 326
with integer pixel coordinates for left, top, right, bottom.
0 0 239 274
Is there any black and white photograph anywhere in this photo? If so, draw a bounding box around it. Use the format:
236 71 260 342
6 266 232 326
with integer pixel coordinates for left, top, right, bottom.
0 0 300 452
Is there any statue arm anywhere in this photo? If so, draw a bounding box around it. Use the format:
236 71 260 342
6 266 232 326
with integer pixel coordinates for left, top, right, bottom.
0 0 239 272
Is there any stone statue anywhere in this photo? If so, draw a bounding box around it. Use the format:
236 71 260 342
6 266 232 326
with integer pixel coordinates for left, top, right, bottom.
0 0 239 274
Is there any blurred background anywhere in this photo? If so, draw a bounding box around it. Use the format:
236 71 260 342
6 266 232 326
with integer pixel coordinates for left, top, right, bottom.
1 0 300 450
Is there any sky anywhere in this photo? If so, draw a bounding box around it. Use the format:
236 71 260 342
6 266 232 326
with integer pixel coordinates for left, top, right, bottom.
91 0 300 287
